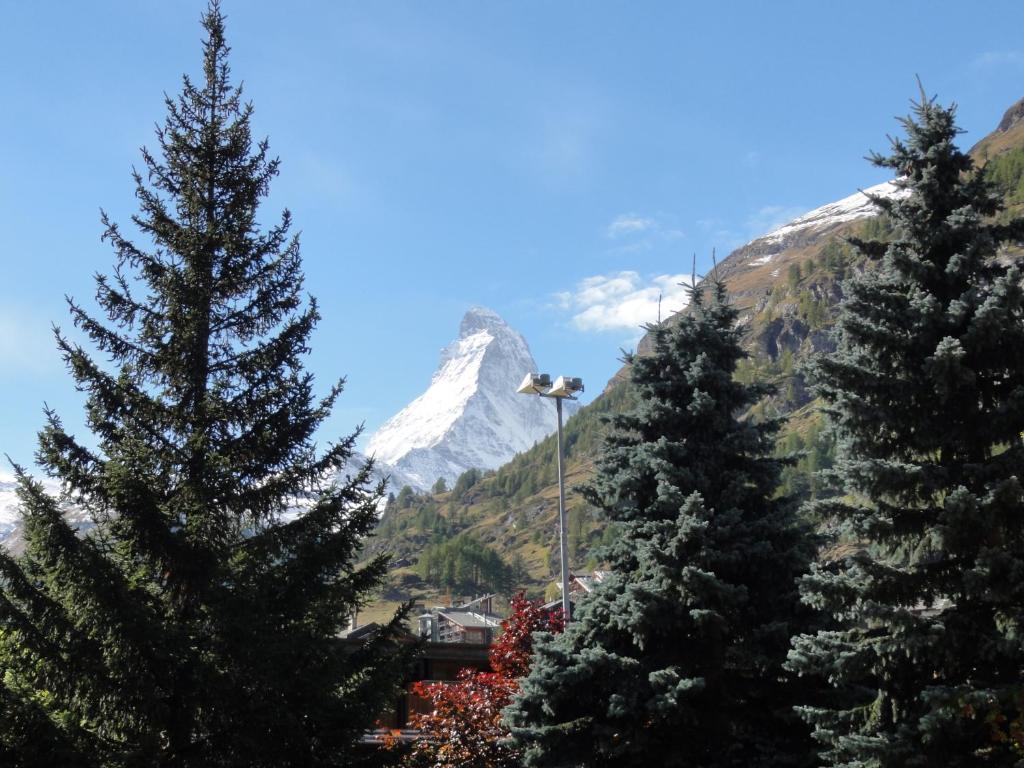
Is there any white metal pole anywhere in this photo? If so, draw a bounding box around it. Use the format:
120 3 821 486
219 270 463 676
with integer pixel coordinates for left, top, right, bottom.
555 396 571 621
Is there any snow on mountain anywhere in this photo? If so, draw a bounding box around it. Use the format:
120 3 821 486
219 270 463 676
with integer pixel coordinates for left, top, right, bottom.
367 306 573 491
336 450 421 511
744 180 909 258
0 473 93 553
0 478 23 544
2 466 390 547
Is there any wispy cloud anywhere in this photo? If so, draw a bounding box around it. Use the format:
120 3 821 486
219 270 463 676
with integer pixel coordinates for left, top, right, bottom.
606 214 657 239
556 271 693 334
0 307 60 375
971 50 1024 70
602 212 684 255
521 99 605 187
694 202 807 254
744 205 807 238
293 151 360 208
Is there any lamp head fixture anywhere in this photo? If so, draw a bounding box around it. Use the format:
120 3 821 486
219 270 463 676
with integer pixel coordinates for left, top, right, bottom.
547 376 584 398
518 372 584 399
517 372 552 395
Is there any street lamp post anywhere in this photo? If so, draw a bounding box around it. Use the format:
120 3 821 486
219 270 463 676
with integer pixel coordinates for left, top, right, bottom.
517 373 584 621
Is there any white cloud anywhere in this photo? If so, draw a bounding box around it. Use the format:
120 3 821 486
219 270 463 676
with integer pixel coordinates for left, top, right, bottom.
558 271 694 333
606 214 656 238
604 212 684 245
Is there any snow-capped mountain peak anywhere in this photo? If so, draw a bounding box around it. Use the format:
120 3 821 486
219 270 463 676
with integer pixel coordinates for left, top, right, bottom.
459 305 508 336
366 307 570 491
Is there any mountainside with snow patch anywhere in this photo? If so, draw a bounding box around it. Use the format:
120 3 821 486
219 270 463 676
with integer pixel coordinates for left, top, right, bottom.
750 180 907 251
367 307 572 491
0 480 23 544
0 475 94 554
371 97 1024 584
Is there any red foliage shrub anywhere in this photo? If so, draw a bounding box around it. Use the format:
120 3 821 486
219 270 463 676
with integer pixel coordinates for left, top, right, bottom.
401 594 564 767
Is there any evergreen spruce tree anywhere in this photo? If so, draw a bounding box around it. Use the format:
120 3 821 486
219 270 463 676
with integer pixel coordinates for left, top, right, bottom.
788 92 1024 766
0 5 409 766
505 278 816 767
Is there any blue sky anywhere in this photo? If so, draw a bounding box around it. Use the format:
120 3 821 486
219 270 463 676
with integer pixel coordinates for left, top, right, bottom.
1 1 1023 467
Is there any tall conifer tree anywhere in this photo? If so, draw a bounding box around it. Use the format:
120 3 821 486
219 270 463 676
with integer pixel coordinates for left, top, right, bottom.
505 279 816 767
0 5 408 766
788 92 1024 766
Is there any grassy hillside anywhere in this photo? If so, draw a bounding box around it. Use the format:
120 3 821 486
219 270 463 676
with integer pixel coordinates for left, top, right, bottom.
363 96 1024 612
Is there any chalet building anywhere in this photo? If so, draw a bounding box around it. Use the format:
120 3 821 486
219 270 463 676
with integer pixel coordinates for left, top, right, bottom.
416 594 503 645
435 610 501 643
350 633 492 748
543 570 612 615
383 640 489 732
350 594 508 748
569 570 610 595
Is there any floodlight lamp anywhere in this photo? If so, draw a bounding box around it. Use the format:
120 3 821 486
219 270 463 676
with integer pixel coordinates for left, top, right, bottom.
547 376 584 398
517 372 552 395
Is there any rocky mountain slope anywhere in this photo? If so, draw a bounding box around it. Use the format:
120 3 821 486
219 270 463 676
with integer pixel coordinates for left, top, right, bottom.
368 96 1024 598
367 306 574 492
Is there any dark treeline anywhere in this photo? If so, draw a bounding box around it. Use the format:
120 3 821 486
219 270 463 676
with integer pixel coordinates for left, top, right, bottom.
418 533 516 595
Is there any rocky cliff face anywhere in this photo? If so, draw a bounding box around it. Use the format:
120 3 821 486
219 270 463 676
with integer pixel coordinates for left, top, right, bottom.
613 180 907 393
996 96 1024 134
367 307 573 491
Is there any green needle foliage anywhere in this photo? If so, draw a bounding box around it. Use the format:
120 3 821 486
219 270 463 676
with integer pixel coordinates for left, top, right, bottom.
0 5 409 766
788 91 1024 766
505 279 817 767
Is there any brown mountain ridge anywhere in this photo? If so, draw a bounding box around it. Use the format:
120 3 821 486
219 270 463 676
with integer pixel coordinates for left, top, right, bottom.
362 96 1024 615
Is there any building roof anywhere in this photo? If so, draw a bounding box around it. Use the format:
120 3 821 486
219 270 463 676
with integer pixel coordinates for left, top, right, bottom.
567 570 611 594
436 610 501 629
339 621 381 640
454 593 496 611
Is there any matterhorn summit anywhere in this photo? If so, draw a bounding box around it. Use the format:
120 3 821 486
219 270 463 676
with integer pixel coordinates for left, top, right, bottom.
367 307 572 491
